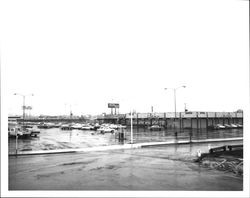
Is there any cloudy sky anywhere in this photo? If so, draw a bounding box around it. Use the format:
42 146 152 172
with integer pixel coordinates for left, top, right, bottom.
1 0 249 116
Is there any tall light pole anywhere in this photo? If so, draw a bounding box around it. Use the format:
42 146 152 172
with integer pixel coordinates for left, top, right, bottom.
164 86 186 118
64 103 74 119
13 93 34 156
130 110 133 144
130 109 136 144
14 93 34 123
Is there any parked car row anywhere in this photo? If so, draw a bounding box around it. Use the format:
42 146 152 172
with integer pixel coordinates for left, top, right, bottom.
37 122 61 129
58 122 126 133
35 122 98 130
147 123 243 131
208 123 243 130
30 122 128 132
60 123 99 130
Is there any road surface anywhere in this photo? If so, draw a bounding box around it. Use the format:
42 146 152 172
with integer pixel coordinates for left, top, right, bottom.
9 141 243 190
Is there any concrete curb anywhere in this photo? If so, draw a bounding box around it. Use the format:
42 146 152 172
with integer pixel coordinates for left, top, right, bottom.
9 137 243 156
9 144 141 156
139 137 243 147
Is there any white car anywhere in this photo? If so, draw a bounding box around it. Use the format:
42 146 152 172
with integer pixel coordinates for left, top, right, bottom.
116 124 127 129
72 123 83 129
108 124 115 129
8 127 23 137
101 124 126 130
214 124 226 129
26 125 40 137
148 125 163 131
235 124 243 128
97 127 116 134
230 124 238 128
224 124 232 128
81 124 95 130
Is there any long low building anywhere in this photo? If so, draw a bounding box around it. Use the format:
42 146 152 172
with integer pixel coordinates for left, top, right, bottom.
97 111 243 119
8 111 243 129
126 111 243 118
97 111 243 129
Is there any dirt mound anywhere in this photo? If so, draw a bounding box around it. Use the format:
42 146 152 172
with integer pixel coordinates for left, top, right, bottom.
195 149 243 176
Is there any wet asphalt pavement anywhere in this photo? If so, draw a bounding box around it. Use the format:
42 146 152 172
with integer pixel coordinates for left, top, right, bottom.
9 140 243 190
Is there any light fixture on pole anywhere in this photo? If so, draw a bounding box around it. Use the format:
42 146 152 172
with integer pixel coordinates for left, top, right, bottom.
14 93 34 122
13 93 34 156
164 86 186 118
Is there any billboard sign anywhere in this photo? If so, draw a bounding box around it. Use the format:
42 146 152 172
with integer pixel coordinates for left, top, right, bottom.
22 106 32 110
108 103 119 108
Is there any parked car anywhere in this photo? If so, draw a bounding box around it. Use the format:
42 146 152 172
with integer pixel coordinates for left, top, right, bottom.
25 125 40 137
148 125 163 131
8 126 24 137
224 124 232 129
71 123 83 130
116 124 127 129
81 124 95 130
93 123 101 130
214 124 226 129
97 127 116 134
230 124 238 128
60 124 72 130
54 123 62 128
235 124 243 128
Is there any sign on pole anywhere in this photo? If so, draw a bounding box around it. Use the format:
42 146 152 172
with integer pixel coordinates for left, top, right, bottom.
22 106 32 110
108 103 119 108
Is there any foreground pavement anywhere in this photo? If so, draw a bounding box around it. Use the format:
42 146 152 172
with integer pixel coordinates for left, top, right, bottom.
9 141 243 191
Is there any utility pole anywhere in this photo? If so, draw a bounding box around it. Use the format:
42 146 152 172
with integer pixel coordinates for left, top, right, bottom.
164 86 186 118
22 95 25 124
14 93 34 156
130 110 133 144
14 93 34 124
164 86 186 130
70 104 72 119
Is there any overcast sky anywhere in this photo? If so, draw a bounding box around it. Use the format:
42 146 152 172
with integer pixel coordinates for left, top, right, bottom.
1 0 249 116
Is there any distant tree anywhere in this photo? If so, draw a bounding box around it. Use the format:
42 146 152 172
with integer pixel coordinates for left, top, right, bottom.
236 109 243 113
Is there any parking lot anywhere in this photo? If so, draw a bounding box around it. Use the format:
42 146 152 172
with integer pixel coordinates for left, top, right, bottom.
8 127 243 154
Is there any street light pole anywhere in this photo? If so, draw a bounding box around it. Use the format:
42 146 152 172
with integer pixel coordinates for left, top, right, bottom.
14 93 34 121
13 93 34 156
130 110 133 144
174 88 176 118
22 95 25 121
15 128 18 156
164 86 186 118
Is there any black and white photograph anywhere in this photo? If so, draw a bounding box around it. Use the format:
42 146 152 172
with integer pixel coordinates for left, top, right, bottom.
1 0 249 197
